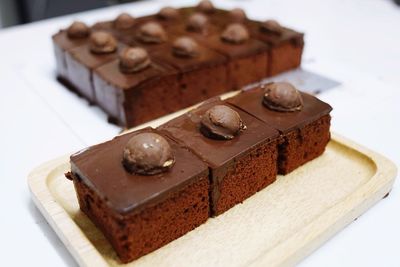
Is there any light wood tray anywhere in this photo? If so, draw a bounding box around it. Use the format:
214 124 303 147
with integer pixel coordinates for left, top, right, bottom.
28 109 397 267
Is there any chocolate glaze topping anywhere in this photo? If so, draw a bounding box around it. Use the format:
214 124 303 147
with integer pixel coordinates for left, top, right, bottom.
158 7 180 20
114 13 135 30
119 47 151 73
262 82 303 112
123 132 175 175
230 8 247 22
197 0 215 13
261 20 283 35
137 22 167 43
187 13 209 33
89 32 117 54
221 23 249 44
200 105 246 140
172 37 200 58
67 21 90 39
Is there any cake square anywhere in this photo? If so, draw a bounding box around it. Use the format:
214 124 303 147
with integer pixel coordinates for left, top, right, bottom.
227 83 332 174
52 29 89 80
151 38 228 106
158 99 279 216
195 28 269 90
65 37 124 103
66 127 210 263
247 20 304 76
92 53 179 127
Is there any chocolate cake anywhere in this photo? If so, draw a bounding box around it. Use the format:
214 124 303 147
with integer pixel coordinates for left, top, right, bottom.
92 47 179 126
194 23 269 90
65 32 123 102
52 21 90 81
227 82 332 174
158 99 279 216
151 36 229 105
246 20 304 76
53 1 305 128
66 127 210 263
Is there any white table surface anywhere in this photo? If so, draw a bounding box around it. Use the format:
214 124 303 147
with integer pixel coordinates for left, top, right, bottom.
0 0 399 266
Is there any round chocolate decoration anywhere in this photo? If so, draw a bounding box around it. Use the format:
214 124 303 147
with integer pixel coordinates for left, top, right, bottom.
119 47 151 73
123 133 175 175
200 105 246 140
221 23 249 44
230 8 247 22
187 13 208 33
89 32 117 54
197 0 214 13
262 82 303 112
114 13 135 30
137 22 167 43
67 21 90 39
261 20 282 34
172 37 200 58
158 7 180 20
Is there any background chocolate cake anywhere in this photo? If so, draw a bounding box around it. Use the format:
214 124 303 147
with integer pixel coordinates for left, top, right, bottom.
52 0 304 128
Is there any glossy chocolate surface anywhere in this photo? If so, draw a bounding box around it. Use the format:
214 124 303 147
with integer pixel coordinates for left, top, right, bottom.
68 42 124 69
52 30 89 51
151 41 226 72
94 58 175 90
227 86 332 133
196 32 268 59
158 99 278 169
71 127 208 214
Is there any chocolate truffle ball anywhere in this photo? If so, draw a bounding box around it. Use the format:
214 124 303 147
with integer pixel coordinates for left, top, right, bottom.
230 8 247 22
187 13 209 33
67 21 90 39
262 82 303 112
158 7 180 20
89 32 117 54
261 20 282 34
114 13 135 30
137 22 167 43
172 37 200 58
200 105 246 140
221 23 249 44
197 0 215 13
123 132 175 175
119 47 151 73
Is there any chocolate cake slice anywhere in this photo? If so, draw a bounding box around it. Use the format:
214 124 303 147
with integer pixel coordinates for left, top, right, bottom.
66 127 209 263
152 36 228 107
92 47 179 126
65 32 123 102
247 20 304 76
158 99 279 216
227 82 332 174
52 21 90 81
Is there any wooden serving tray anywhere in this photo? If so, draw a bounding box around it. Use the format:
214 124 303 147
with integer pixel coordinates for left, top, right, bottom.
28 110 397 267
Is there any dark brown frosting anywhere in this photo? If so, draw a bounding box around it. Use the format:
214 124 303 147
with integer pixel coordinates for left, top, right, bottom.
137 22 167 43
230 8 247 22
114 13 135 30
197 0 215 13
67 21 90 39
158 7 180 20
172 37 200 58
119 47 151 73
89 32 117 54
123 132 175 175
200 105 246 140
187 13 209 33
262 82 303 112
261 20 283 35
221 23 249 44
